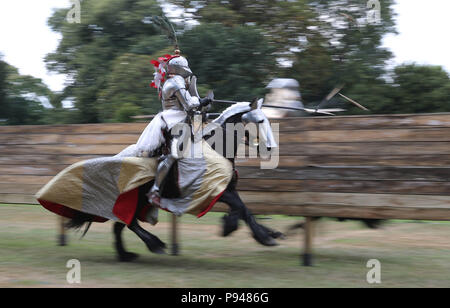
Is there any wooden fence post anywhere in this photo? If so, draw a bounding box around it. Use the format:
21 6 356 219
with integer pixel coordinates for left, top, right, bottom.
303 217 314 266
58 216 67 246
171 214 179 255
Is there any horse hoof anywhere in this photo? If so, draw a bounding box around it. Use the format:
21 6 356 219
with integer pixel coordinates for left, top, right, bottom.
269 230 286 240
262 237 279 247
148 245 167 255
253 234 279 247
259 225 286 240
118 252 139 262
145 240 167 255
154 238 167 249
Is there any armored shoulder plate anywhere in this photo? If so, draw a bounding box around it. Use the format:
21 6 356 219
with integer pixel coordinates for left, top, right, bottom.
162 75 186 100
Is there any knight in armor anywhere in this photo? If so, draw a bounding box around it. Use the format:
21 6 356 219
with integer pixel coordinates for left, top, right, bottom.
141 51 212 207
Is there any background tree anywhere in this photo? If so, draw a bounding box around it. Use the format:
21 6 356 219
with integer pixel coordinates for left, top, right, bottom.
0 58 54 125
288 0 397 107
45 0 167 123
171 0 399 110
3 0 450 126
97 51 170 122
179 23 276 103
0 56 9 121
388 64 450 114
169 0 317 59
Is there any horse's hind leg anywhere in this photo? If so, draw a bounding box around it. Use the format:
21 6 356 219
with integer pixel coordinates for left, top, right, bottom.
113 222 139 262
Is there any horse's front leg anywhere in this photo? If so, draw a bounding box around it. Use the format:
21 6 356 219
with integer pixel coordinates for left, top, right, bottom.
219 173 244 236
219 189 282 246
220 193 241 237
113 222 140 262
127 218 167 254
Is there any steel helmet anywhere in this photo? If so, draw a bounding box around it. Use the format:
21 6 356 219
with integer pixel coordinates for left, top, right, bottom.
166 56 193 78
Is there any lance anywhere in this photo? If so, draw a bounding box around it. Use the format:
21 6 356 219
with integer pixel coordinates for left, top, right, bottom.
211 99 345 116
206 89 374 116
338 93 370 111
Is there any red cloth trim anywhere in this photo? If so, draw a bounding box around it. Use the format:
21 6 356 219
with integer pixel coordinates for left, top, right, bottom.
161 207 172 214
197 190 226 218
150 54 180 90
112 188 139 225
137 204 150 222
38 199 108 223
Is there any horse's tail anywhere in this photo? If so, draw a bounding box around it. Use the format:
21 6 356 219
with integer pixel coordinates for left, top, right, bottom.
65 212 95 238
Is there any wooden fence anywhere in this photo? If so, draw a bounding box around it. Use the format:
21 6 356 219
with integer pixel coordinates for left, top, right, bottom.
1 113 450 265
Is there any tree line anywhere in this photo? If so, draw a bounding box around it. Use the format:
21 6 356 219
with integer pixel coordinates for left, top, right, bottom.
1 0 449 125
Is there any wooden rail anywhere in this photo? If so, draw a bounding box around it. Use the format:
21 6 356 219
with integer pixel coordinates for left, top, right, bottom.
1 113 450 265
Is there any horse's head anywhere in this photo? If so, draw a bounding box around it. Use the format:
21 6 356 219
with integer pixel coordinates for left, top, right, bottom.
241 98 278 151
204 98 278 162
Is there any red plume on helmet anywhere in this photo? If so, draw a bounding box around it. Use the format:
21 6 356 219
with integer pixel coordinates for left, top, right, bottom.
150 53 180 91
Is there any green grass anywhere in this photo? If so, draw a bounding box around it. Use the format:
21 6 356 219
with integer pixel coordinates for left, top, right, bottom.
1 204 450 287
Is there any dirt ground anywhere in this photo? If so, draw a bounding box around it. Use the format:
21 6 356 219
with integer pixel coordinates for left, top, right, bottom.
0 204 449 288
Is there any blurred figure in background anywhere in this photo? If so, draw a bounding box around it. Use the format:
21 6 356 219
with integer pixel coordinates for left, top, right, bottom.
263 78 305 118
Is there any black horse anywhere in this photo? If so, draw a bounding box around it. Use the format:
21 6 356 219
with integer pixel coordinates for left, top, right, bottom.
68 100 284 262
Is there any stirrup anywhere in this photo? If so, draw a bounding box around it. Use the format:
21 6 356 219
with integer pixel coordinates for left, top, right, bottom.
147 191 161 207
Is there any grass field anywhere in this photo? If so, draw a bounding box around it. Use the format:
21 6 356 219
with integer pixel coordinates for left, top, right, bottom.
0 203 449 288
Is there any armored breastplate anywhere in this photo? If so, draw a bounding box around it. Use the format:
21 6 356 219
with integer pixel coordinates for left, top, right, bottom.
162 96 182 110
161 76 186 111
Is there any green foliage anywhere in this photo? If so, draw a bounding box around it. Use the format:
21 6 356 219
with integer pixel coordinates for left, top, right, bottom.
333 65 450 115
39 107 80 125
287 39 336 104
389 64 450 113
171 0 410 114
45 0 166 123
170 0 317 58
5 65 52 99
114 102 141 122
0 59 54 125
98 53 163 122
338 80 395 115
180 23 275 103
3 0 450 126
0 57 8 121
286 0 397 106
